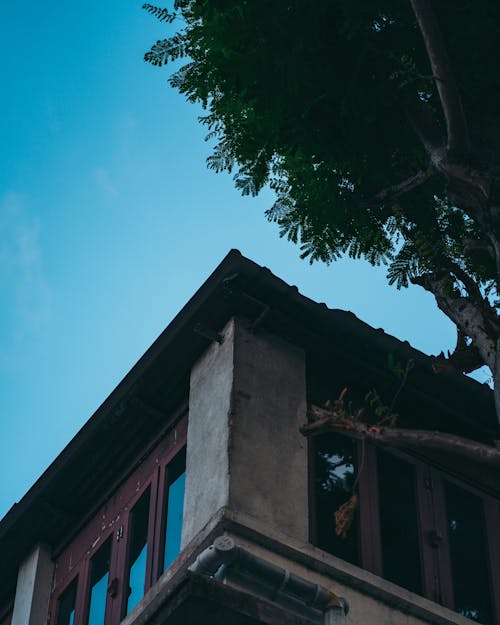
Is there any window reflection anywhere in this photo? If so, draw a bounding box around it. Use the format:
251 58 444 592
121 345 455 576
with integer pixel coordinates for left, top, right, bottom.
86 540 111 625
162 449 186 573
445 482 493 625
125 488 151 615
56 577 77 625
377 450 422 594
315 434 359 565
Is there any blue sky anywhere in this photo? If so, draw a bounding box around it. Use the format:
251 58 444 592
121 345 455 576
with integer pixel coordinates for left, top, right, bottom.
0 2 484 519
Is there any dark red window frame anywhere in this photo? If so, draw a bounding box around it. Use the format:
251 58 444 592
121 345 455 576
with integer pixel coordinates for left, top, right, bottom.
0 606 13 625
49 413 187 625
310 434 500 625
152 447 186 581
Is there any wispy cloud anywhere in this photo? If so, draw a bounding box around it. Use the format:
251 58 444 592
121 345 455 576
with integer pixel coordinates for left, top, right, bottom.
0 192 51 368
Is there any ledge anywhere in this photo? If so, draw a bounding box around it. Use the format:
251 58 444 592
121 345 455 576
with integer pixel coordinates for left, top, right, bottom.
120 507 476 625
220 508 476 625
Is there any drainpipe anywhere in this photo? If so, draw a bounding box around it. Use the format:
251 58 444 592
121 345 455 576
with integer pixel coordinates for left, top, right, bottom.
190 536 349 625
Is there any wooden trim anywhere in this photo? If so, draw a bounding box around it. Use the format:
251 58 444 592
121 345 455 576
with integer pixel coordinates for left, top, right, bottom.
415 465 437 602
484 497 500 625
151 418 188 583
152 463 167 584
311 432 499 625
307 437 318 546
0 604 13 625
358 442 381 575
49 412 188 625
428 469 454 609
147 465 162 587
114 479 153 622
145 476 160 592
75 559 89 625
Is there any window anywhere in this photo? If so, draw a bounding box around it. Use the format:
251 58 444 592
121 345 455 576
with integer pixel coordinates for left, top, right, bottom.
444 481 493 624
314 434 359 566
160 448 186 574
86 540 111 625
313 434 500 625
50 414 187 625
124 488 151 615
0 608 12 625
377 450 422 594
55 578 77 625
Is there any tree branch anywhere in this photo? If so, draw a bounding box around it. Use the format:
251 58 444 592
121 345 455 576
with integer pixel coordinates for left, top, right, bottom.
410 0 470 158
463 238 494 259
446 260 486 305
302 405 500 466
400 95 445 162
487 234 500 294
367 167 435 205
432 328 485 374
411 272 497 369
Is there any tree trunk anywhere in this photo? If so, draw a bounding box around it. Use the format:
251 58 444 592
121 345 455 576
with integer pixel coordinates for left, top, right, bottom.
411 270 500 426
494 337 500 422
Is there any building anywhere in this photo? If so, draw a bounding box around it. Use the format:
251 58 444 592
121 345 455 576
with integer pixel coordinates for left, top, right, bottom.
1 250 499 625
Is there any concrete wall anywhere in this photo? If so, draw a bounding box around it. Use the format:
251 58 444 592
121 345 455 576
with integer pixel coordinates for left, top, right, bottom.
182 318 235 546
183 317 308 546
11 544 53 625
229 319 307 540
181 316 469 625
222 514 473 625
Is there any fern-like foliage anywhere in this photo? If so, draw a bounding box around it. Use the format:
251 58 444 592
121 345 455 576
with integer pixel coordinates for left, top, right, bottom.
144 32 187 66
144 0 500 331
206 142 234 174
233 174 257 196
387 241 421 288
142 4 177 23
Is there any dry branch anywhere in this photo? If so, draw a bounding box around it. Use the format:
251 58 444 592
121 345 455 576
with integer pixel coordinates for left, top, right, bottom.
302 404 500 467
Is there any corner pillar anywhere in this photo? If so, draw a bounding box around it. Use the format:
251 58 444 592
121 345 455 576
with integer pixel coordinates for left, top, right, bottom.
11 544 54 625
183 317 308 546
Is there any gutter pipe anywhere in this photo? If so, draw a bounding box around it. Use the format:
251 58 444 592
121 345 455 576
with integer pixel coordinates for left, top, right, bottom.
189 536 349 625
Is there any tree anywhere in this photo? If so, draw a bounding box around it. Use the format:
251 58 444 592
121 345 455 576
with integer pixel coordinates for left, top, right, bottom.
143 1 500 427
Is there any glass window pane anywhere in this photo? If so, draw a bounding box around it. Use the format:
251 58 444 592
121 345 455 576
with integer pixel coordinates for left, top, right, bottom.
125 488 151 615
445 481 493 625
86 540 111 625
315 433 359 565
56 578 78 625
377 450 422 594
162 450 186 573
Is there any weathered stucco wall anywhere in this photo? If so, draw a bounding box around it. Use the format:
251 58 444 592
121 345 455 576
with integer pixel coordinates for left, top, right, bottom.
229 320 308 541
183 318 235 546
11 544 53 625
184 317 308 547
222 513 473 625
140 313 474 625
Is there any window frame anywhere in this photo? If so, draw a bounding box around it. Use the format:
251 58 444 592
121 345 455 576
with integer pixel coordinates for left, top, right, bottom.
437 467 500 620
49 412 187 625
310 434 500 624
152 447 186 582
0 603 13 625
53 572 79 625
113 476 157 622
